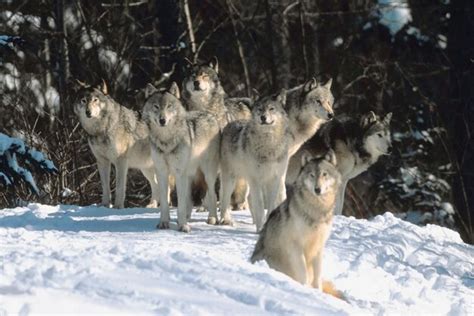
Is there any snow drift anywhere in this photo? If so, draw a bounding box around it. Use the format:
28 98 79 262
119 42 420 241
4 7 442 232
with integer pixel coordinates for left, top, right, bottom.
0 204 472 315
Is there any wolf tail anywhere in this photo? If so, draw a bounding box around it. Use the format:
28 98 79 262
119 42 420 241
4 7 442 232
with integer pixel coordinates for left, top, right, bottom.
323 280 346 301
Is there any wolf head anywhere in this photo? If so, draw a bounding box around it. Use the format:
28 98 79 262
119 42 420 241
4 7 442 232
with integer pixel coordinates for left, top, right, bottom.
143 82 185 127
183 57 221 97
359 111 393 156
298 150 341 197
73 80 111 122
251 90 287 126
299 78 334 121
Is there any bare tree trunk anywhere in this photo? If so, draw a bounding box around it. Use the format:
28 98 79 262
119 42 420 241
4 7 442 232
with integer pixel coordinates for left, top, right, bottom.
182 0 197 59
226 0 251 96
55 0 69 118
265 0 292 91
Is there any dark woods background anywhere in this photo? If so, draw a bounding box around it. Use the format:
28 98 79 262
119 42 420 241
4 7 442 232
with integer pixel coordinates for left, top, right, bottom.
0 0 472 243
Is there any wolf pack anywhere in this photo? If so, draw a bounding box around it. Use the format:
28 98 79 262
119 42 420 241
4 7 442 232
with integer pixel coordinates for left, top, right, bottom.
73 57 393 298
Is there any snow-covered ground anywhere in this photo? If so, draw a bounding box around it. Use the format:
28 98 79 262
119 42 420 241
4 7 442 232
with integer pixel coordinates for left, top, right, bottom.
0 204 472 315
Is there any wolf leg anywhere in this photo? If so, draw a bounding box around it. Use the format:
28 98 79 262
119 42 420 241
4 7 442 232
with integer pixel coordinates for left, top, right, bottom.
176 174 191 233
248 179 265 232
202 164 218 225
142 167 160 208
334 179 348 216
97 158 111 207
152 151 170 229
114 157 129 209
311 249 324 290
218 169 236 225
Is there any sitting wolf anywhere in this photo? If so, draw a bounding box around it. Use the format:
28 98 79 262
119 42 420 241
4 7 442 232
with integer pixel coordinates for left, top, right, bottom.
219 91 290 231
286 111 393 215
251 151 343 298
74 81 160 209
143 82 220 232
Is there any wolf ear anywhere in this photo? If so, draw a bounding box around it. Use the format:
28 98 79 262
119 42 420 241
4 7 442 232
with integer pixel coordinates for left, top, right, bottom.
276 89 287 106
383 112 393 125
324 149 337 166
100 79 108 95
300 151 313 168
145 83 158 99
361 111 377 128
303 78 318 94
322 78 332 90
168 82 181 99
208 56 219 73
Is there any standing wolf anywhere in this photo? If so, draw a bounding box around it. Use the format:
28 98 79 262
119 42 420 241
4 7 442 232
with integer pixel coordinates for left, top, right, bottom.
251 152 342 297
285 78 334 157
286 111 393 215
74 81 160 209
143 82 220 232
182 57 252 210
219 91 290 231
182 57 252 128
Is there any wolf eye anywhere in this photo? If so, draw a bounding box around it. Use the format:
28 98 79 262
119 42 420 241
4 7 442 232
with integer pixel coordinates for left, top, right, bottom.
310 173 315 178
378 133 383 138
154 103 160 108
92 97 98 103
322 172 327 177
80 98 87 104
269 107 275 111
316 100 322 105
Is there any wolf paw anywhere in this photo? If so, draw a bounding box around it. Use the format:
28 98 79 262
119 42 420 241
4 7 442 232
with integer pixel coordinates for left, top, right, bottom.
157 221 170 229
178 224 191 233
207 216 217 225
219 218 234 226
195 205 207 213
146 200 158 208
231 201 248 211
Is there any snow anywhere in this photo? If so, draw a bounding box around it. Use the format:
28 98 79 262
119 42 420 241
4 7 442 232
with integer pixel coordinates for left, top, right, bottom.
1 204 472 315
377 0 412 35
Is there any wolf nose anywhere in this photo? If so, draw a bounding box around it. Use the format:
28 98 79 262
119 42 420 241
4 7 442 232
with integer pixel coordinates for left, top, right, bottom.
194 81 200 90
159 118 166 126
85 109 92 118
327 112 334 120
314 187 321 195
387 146 393 153
260 115 267 123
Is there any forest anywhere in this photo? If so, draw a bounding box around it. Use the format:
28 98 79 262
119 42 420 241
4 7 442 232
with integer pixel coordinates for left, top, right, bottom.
0 0 472 243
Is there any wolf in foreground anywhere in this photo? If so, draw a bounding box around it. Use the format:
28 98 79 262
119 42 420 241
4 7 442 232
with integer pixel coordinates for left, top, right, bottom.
251 151 343 298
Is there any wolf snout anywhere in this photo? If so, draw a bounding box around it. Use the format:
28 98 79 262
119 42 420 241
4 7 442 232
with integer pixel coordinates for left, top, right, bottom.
159 117 167 126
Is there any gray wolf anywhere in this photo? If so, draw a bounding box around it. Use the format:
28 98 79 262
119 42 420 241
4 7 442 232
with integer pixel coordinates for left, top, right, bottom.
219 91 290 231
73 81 160 209
285 78 335 157
143 82 220 232
182 57 252 210
182 57 252 128
251 151 342 297
286 111 393 215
